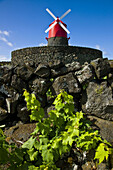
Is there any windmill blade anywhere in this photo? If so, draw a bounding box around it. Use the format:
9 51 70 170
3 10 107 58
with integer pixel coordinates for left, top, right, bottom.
46 8 57 20
45 21 57 33
59 9 71 20
59 22 70 34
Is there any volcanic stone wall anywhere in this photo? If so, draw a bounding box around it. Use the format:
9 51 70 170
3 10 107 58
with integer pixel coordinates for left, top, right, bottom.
0 62 11 66
0 46 113 169
11 46 102 67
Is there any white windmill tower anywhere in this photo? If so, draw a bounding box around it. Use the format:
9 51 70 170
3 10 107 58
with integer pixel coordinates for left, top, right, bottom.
45 8 71 46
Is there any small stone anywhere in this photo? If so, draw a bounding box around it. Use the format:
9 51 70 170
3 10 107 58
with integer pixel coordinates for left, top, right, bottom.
34 64 50 78
97 162 110 170
14 65 33 81
65 61 81 72
51 66 68 77
75 64 94 84
29 77 51 95
0 96 5 107
73 164 79 170
49 60 63 69
46 105 55 115
0 85 18 98
0 107 8 121
11 74 27 93
17 104 30 123
6 93 20 114
0 84 9 96
109 60 113 71
2 69 13 84
51 61 81 78
91 58 110 79
82 161 96 170
108 73 113 87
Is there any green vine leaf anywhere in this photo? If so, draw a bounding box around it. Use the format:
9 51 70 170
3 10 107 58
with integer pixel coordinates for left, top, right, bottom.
94 143 111 165
30 108 44 122
23 89 44 122
22 136 36 150
27 148 38 161
28 165 39 170
62 131 74 146
0 148 9 164
42 149 54 163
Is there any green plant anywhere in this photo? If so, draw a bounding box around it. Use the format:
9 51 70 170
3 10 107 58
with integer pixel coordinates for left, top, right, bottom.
94 142 112 165
0 128 30 169
22 89 113 169
102 76 107 80
50 78 54 82
82 83 88 90
46 88 55 98
0 90 112 169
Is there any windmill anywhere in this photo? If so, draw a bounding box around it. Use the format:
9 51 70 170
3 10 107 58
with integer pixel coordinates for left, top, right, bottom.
45 8 71 46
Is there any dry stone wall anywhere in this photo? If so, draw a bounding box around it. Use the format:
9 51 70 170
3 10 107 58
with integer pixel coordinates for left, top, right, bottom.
0 62 11 66
11 46 102 66
0 46 113 169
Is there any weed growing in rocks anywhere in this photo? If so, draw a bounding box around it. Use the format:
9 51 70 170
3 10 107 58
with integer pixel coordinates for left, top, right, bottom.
0 90 113 169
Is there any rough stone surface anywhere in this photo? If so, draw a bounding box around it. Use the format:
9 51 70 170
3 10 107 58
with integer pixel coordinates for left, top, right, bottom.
52 72 81 95
109 60 113 71
2 68 13 84
11 46 102 67
81 81 113 120
88 116 113 145
0 65 12 78
108 73 113 88
82 161 96 170
65 61 81 72
51 66 69 77
34 64 50 78
14 65 34 81
6 93 20 114
91 58 111 79
29 77 51 95
0 85 20 100
75 64 94 84
48 60 64 69
0 66 4 77
82 161 110 170
0 84 10 96
97 163 110 170
0 107 7 121
17 104 30 123
4 123 36 144
11 74 27 93
51 61 81 77
0 96 5 107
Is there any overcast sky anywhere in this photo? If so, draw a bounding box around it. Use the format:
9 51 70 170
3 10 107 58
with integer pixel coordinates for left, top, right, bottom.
0 0 113 61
